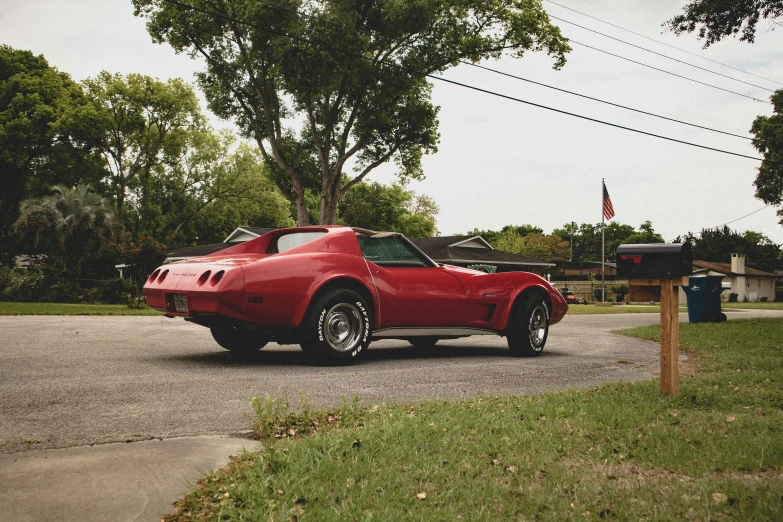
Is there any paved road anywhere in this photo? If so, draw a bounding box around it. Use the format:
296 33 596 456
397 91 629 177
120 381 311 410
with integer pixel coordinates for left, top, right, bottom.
1 309 781 521
8 310 782 454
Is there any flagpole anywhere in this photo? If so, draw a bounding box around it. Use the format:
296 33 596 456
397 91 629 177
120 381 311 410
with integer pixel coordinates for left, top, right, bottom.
601 178 605 303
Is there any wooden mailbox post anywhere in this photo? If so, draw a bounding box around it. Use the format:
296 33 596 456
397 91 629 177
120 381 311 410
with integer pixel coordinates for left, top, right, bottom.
617 243 693 397
626 277 687 396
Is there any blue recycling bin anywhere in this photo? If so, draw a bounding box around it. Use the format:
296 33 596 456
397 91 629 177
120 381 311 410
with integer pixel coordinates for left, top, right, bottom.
683 275 727 323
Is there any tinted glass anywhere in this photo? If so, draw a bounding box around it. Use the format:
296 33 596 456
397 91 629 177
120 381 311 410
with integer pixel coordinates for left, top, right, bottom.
276 231 327 252
357 235 428 267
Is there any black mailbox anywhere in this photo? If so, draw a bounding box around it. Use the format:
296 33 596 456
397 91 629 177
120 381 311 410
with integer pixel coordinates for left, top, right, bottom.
616 243 692 278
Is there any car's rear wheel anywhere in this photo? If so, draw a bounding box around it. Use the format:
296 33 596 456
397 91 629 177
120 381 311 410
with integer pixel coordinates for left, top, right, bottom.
408 337 439 348
300 289 372 364
210 324 268 354
507 294 549 357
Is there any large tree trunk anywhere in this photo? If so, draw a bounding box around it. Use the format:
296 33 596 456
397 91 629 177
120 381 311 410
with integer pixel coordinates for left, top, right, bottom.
293 183 309 226
319 176 341 224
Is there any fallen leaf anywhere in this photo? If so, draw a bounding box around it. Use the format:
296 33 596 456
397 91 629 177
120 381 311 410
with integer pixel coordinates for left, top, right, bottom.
505 465 518 473
712 492 727 505
726 415 736 422
491 459 501 466
416 492 427 500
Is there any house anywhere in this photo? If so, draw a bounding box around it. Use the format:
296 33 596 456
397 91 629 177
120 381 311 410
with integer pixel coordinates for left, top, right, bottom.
689 254 777 302
166 229 553 274
628 253 779 303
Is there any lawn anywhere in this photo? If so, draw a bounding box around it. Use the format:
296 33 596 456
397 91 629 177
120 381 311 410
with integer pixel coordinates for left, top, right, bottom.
723 301 783 310
565 304 687 315
168 318 783 521
0 302 163 315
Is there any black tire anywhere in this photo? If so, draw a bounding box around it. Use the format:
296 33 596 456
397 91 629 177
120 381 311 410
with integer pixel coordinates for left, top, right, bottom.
300 289 372 364
507 294 550 357
210 323 268 354
408 337 439 348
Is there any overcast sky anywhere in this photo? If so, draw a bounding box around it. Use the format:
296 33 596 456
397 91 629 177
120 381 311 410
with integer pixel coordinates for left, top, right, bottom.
2 0 782 243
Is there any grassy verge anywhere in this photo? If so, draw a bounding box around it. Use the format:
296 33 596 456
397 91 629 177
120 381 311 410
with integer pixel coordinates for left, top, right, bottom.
565 304 688 315
0 301 163 315
169 318 783 521
722 302 783 310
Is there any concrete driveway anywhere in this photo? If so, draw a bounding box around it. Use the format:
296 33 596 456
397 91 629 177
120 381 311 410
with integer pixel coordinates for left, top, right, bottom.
1 309 780 521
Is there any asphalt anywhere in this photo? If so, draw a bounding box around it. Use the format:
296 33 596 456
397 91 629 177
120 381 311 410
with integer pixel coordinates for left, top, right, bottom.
1 308 781 521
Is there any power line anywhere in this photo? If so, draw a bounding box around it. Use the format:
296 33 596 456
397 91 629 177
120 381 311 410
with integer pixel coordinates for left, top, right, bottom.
154 0 763 162
544 0 783 87
550 15 776 93
463 61 751 140
570 40 771 105
430 75 761 161
720 205 772 227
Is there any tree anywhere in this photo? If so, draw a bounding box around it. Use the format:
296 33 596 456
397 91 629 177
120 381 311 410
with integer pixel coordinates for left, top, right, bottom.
81 72 205 227
338 182 438 237
495 229 569 262
752 90 783 222
0 46 104 263
679 226 782 273
552 221 664 262
146 130 295 245
133 0 570 226
666 0 782 46
13 184 119 277
467 224 544 246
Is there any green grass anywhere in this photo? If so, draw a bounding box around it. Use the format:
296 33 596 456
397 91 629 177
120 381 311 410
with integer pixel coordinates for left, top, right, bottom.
168 318 783 521
722 302 783 310
565 304 688 315
0 301 163 315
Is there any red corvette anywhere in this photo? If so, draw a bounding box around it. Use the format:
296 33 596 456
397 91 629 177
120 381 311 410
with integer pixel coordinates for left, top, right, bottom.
143 227 568 363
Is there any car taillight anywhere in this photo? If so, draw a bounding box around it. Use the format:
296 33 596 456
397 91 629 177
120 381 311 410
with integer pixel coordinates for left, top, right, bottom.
210 270 224 286
197 270 211 286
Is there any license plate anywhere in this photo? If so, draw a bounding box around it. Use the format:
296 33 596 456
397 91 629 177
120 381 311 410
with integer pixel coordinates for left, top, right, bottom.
173 294 188 313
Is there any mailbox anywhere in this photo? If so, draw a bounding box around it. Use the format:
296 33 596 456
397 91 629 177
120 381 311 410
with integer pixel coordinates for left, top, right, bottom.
616 243 692 278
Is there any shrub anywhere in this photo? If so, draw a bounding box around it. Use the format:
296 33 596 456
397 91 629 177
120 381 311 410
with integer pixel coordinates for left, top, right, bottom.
98 277 134 304
0 268 85 303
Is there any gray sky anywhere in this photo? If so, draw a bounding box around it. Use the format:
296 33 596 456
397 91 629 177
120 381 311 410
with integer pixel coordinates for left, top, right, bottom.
2 0 782 242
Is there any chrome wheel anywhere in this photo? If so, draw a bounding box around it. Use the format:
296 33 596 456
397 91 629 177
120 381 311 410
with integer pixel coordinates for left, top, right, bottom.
528 304 548 350
324 303 364 353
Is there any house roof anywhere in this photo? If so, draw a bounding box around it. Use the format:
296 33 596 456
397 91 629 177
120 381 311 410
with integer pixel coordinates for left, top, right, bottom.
693 260 779 278
410 237 553 267
224 227 276 243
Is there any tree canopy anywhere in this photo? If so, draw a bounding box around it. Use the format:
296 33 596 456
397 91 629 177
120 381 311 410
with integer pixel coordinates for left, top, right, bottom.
338 182 438 237
81 71 205 226
0 45 104 262
751 90 783 222
666 0 782 46
133 0 570 225
678 226 782 273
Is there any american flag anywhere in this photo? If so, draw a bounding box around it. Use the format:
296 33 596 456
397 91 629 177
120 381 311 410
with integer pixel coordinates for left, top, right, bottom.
602 182 615 220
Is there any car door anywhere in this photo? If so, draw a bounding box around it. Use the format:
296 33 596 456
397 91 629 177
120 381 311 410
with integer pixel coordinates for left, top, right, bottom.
358 234 467 327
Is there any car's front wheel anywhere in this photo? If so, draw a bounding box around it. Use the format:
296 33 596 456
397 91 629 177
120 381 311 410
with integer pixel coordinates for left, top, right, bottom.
300 289 372 364
210 323 269 354
507 294 549 357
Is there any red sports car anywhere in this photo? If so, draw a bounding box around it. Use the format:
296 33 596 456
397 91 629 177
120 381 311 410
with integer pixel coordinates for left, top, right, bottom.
143 227 568 364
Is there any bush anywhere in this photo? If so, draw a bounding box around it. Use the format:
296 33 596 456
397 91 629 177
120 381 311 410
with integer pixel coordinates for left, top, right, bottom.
0 268 84 303
98 277 135 304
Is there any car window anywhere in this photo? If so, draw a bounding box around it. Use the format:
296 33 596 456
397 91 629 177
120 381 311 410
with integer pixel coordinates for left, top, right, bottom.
270 231 327 253
357 234 429 268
